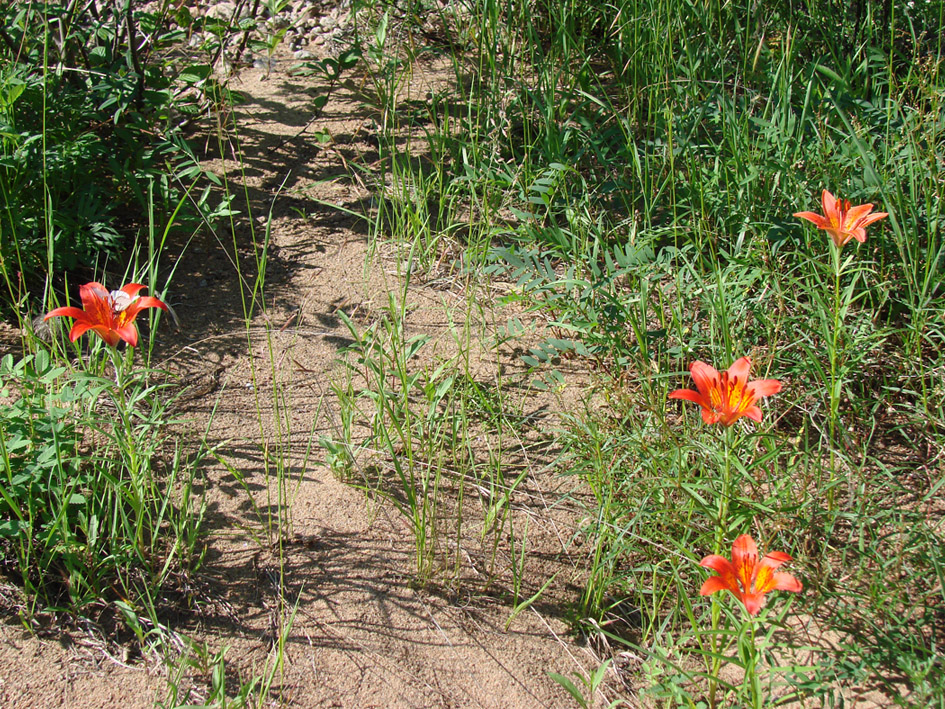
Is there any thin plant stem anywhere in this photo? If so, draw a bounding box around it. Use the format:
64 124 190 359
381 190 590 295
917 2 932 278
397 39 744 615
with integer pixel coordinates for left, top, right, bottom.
709 424 737 709
715 425 737 552
107 346 147 559
746 615 762 709
708 595 721 709
827 243 843 512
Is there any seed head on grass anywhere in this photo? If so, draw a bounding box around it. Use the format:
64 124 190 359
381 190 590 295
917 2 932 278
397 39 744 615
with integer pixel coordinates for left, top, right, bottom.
669 357 781 426
699 534 802 616
794 189 888 250
45 282 168 348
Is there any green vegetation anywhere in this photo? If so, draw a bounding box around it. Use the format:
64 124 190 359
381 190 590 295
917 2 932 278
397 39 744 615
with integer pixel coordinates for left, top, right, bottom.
0 1 238 314
336 0 944 704
0 0 942 705
0 347 206 615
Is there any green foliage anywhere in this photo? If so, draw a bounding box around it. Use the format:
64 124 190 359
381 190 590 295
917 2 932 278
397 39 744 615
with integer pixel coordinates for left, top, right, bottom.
325 296 460 580
344 0 945 702
0 1 229 310
486 234 666 377
549 658 619 709
0 350 206 612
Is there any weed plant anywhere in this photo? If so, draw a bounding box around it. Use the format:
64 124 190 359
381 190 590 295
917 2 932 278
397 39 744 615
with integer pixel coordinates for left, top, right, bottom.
0 342 207 624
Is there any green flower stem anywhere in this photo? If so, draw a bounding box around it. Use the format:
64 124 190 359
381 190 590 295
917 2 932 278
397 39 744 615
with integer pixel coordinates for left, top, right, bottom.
709 424 739 709
108 346 145 556
827 243 843 512
715 425 737 552
745 615 762 709
708 595 721 709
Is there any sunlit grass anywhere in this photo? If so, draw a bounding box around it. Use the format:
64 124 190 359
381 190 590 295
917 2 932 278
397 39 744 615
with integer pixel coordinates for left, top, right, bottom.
341 0 945 703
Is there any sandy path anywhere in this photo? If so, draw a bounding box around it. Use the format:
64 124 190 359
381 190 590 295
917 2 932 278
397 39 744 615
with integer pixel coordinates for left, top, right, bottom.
0 49 603 709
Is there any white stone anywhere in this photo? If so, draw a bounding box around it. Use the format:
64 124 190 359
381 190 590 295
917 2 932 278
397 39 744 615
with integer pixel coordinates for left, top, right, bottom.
206 2 236 21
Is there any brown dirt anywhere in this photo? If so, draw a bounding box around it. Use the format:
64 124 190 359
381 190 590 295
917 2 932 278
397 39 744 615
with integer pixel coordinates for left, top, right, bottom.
0 49 612 708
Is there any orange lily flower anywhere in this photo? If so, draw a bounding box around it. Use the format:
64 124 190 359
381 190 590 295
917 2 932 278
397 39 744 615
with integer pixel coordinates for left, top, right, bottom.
45 282 168 348
668 357 781 426
793 189 888 249
699 534 802 616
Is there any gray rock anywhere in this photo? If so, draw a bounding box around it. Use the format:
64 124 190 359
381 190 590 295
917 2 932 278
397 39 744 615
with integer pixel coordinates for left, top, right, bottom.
206 2 236 21
254 57 278 71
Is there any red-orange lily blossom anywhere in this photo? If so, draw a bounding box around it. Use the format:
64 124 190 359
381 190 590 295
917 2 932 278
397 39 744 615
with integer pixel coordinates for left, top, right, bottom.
669 357 781 426
700 534 802 616
793 189 888 249
45 282 168 348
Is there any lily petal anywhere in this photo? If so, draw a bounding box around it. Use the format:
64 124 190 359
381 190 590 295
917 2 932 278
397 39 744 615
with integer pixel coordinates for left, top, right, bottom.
132 295 168 311
743 405 763 422
844 203 875 226
700 576 736 596
822 190 840 225
44 306 88 322
700 554 736 575
792 211 829 228
699 554 739 596
68 321 95 342
89 324 122 347
741 592 766 616
771 571 803 593
700 408 720 424
856 211 889 227
124 295 168 320
727 356 752 385
669 388 710 406
731 535 758 594
119 283 148 298
689 361 719 399
115 323 140 347
747 379 782 398
762 551 792 565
